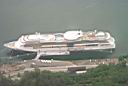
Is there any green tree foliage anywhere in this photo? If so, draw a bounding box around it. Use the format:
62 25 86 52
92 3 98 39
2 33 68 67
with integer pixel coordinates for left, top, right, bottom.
15 64 128 86
118 55 128 67
17 69 75 86
82 64 128 86
0 73 14 86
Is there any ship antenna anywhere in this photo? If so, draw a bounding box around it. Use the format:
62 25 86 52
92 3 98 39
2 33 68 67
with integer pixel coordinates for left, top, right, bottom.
94 30 97 33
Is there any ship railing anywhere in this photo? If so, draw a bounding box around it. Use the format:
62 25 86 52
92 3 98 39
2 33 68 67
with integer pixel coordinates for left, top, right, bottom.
68 45 115 51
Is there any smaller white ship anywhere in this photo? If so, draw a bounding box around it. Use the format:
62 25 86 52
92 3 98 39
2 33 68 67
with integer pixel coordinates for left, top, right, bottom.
4 30 115 60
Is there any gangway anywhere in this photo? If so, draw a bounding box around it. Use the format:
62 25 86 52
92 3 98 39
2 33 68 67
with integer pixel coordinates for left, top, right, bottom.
34 50 70 60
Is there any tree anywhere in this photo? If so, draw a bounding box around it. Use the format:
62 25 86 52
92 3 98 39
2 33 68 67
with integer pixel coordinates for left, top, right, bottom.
0 73 14 86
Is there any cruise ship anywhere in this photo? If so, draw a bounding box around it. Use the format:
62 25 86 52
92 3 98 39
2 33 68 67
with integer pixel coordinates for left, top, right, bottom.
4 30 115 60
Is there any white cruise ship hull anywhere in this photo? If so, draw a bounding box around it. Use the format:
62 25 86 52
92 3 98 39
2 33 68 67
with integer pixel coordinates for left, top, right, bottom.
4 30 115 59
4 41 115 55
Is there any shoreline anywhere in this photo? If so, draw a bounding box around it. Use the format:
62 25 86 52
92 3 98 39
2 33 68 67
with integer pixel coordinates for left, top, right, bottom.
0 58 118 79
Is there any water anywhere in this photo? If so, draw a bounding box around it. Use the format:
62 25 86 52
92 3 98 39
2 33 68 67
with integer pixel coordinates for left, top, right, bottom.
0 0 128 57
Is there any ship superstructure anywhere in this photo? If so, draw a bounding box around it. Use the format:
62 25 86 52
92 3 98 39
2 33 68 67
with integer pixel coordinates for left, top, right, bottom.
4 30 115 60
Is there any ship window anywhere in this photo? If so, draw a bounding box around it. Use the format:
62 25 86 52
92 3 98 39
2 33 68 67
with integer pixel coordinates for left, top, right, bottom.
86 44 98 46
